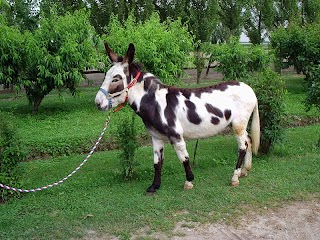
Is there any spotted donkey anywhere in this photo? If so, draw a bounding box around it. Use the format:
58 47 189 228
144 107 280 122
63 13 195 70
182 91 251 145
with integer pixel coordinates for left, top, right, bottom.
95 43 260 195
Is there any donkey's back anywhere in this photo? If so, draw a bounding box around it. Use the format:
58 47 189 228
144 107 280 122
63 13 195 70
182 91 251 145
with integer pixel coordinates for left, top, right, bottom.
168 81 258 140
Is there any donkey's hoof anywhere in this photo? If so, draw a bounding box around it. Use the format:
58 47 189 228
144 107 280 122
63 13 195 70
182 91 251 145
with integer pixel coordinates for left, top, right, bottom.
231 180 240 187
146 185 159 196
240 170 248 177
145 191 156 196
184 181 194 190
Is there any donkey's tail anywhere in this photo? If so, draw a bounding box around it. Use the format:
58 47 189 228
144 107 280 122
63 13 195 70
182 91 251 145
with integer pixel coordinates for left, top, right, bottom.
251 102 260 155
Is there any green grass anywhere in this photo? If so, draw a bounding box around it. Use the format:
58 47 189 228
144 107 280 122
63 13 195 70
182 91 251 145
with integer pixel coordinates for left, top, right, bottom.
0 88 148 158
284 75 320 122
0 72 320 239
0 125 319 239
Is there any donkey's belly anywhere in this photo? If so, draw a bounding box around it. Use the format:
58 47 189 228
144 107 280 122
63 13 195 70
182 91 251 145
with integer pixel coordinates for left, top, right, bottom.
181 119 231 139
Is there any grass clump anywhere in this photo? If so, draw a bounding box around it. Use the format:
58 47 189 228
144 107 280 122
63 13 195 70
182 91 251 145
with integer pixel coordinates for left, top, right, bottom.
0 112 26 202
116 113 140 180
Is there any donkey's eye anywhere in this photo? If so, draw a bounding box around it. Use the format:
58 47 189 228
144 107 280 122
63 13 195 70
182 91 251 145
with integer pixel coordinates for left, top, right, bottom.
112 74 122 83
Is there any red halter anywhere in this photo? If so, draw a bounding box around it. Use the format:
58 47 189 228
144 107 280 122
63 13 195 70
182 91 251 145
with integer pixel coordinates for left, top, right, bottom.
113 71 141 112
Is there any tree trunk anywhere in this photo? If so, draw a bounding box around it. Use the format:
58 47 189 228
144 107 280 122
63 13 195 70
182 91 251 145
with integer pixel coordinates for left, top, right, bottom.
205 61 212 77
32 96 44 114
196 48 203 84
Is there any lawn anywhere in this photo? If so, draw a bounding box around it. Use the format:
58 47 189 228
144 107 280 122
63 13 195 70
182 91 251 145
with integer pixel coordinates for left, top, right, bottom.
0 72 319 239
0 125 319 239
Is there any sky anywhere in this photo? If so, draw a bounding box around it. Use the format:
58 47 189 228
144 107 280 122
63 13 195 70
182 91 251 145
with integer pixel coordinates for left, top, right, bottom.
240 32 250 43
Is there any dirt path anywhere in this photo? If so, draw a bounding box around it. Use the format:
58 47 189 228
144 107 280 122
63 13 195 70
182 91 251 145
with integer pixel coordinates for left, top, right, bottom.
84 200 319 240
171 200 320 240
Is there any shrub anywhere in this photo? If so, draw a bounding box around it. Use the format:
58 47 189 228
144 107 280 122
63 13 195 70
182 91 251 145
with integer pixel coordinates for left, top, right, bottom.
271 23 320 111
246 69 286 154
305 65 320 111
215 38 250 80
104 12 194 85
20 9 100 113
0 23 24 92
0 113 26 201
115 112 140 180
211 38 272 80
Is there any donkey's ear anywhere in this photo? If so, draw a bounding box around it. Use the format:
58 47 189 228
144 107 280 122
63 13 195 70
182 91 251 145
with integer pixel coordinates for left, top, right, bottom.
104 43 120 63
122 43 135 65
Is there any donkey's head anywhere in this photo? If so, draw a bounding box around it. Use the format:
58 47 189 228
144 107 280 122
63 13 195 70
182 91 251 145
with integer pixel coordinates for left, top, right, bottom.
95 43 138 111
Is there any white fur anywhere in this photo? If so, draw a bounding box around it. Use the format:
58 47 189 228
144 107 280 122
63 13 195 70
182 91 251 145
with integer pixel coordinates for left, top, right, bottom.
96 62 260 189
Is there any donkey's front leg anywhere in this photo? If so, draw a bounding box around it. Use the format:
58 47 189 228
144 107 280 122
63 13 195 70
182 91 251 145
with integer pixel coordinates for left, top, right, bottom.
146 137 164 195
172 139 194 190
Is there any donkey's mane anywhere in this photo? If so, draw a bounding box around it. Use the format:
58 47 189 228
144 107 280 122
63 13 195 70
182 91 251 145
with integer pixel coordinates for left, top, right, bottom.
130 62 144 73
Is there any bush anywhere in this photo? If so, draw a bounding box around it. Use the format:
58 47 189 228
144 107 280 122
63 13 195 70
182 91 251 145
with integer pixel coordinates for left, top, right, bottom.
211 38 272 80
305 65 320 111
271 23 320 74
0 113 26 201
246 69 286 154
0 23 24 92
115 112 140 180
104 12 194 85
271 23 320 111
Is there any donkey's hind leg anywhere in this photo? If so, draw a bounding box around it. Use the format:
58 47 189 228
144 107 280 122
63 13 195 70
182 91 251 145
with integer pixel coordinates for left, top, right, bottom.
231 124 248 186
172 138 194 190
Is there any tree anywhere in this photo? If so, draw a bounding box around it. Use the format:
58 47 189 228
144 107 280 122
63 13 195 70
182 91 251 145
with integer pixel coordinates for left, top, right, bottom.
5 0 39 31
271 22 320 110
273 0 300 27
87 0 155 34
86 0 115 34
186 0 219 83
217 0 245 41
243 0 275 44
0 0 10 23
0 22 24 91
104 12 193 85
212 37 273 80
40 0 87 17
21 10 100 113
301 0 320 24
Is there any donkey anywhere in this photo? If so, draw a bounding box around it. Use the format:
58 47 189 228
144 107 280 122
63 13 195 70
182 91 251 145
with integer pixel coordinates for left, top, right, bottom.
95 43 260 195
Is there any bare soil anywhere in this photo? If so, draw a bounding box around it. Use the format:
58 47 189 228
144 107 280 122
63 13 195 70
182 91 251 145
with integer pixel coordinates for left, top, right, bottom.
84 200 320 240
171 200 320 240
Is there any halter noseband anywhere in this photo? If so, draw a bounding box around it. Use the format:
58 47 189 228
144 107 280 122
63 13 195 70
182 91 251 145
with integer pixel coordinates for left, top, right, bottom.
99 71 141 112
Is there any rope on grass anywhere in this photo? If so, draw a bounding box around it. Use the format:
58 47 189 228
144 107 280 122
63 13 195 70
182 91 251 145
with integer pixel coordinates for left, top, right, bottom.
0 115 110 193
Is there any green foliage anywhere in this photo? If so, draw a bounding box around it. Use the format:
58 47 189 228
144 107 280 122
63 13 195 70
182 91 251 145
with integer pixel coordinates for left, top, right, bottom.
40 0 87 18
305 66 320 111
2 0 39 31
247 69 286 154
0 23 24 91
0 112 25 201
271 23 320 111
104 12 194 85
21 9 100 113
217 0 244 40
115 112 140 180
243 0 275 44
211 38 272 80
